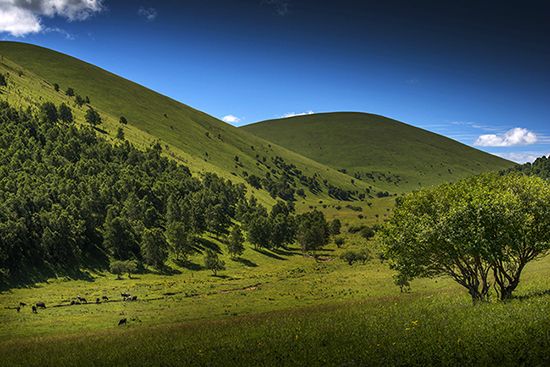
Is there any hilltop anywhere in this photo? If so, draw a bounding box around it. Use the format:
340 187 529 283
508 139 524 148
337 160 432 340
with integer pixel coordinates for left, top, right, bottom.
0 42 370 207
242 112 515 191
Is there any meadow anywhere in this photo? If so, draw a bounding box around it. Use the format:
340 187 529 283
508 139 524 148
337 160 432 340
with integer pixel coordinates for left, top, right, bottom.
1 234 550 366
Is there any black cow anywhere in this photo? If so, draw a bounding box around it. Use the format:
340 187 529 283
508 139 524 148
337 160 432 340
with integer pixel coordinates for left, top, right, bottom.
16 306 20 313
118 318 127 326
32 306 37 313
121 293 130 298
102 296 109 301
130 296 138 301
36 302 46 309
19 302 26 307
96 298 100 304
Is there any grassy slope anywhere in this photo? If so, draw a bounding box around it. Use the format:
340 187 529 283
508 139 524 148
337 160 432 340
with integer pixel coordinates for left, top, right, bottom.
243 112 515 192
0 41 372 207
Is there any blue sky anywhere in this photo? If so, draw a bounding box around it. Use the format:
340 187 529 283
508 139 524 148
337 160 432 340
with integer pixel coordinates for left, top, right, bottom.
0 0 549 163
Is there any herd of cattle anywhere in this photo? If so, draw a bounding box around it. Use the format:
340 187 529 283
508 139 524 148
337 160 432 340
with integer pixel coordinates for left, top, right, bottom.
14 293 139 325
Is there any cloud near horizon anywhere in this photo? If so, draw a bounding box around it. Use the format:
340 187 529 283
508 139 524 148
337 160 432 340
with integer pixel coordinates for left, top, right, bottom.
281 110 314 118
0 0 103 36
222 114 241 124
474 127 538 147
494 152 549 164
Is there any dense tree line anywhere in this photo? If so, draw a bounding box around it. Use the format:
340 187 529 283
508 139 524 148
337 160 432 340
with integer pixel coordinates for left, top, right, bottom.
507 155 550 180
0 100 335 280
0 101 245 277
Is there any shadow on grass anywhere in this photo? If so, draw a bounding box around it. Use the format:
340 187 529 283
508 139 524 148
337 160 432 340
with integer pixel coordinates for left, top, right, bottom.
252 248 287 261
232 257 258 267
174 259 203 271
514 289 550 301
195 238 222 254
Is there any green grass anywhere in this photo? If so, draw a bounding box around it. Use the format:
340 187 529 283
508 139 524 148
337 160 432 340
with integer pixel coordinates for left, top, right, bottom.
1 236 550 366
0 41 375 208
242 112 515 192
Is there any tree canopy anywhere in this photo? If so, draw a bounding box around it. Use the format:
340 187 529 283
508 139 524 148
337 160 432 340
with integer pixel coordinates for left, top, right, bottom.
381 173 550 302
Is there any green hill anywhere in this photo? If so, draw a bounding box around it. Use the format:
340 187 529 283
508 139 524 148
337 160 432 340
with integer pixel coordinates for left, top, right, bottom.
242 112 515 191
0 42 370 206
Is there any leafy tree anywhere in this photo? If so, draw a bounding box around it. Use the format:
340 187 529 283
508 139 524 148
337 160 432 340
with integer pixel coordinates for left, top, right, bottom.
103 212 137 260
166 221 194 261
0 74 7 86
227 225 245 258
119 116 128 124
85 108 102 127
116 127 125 140
58 103 73 123
329 218 342 235
65 87 75 96
39 102 58 123
382 173 550 303
110 260 138 279
247 216 271 249
206 203 231 237
75 95 85 107
141 228 169 268
204 249 225 275
296 210 329 252
334 236 345 248
53 83 59 92
340 249 370 265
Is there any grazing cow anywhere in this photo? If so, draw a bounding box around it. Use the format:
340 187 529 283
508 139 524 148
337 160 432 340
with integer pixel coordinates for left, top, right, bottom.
96 298 100 304
77 296 87 304
118 318 127 326
131 296 138 301
19 302 26 307
32 306 37 313
102 296 109 301
70 300 76 305
121 293 130 298
16 306 20 313
36 302 46 309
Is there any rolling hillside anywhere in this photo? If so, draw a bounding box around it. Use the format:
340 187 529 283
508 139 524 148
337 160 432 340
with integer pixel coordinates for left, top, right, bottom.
0 42 371 206
242 112 515 191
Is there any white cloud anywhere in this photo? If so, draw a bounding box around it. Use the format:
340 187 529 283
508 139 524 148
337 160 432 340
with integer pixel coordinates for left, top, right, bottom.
494 152 549 164
222 115 241 124
281 110 314 118
138 6 157 21
474 128 538 147
0 0 103 36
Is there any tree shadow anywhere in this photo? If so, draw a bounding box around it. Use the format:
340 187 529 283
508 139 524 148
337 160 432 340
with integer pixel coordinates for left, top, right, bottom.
272 247 301 257
175 259 203 271
232 257 258 267
195 237 222 254
514 289 550 301
252 248 287 261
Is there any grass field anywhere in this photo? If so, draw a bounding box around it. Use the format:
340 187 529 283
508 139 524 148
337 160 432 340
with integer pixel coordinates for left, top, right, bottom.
1 233 550 366
0 41 540 366
243 112 515 192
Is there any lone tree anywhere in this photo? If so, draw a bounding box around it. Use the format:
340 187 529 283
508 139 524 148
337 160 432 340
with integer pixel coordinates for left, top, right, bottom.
329 218 342 235
381 173 550 303
58 103 73 123
296 210 329 253
85 108 102 127
0 73 7 87
110 260 138 279
119 116 128 124
65 87 75 97
39 102 58 123
204 249 225 276
116 127 125 140
227 225 245 258
53 83 59 92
